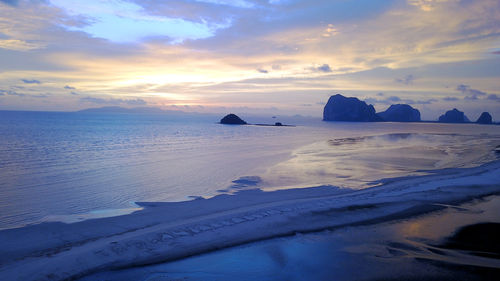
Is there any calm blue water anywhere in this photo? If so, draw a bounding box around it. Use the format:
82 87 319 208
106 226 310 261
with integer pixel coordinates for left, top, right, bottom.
0 111 322 229
1 110 499 229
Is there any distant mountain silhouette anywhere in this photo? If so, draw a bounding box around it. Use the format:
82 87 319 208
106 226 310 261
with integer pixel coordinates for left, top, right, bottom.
438 108 470 123
77 106 184 115
323 94 381 122
377 104 421 122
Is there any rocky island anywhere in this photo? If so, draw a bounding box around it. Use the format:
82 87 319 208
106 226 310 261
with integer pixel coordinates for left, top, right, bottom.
377 104 421 122
220 114 247 125
476 112 493 124
438 108 470 123
322 94 497 124
323 94 381 122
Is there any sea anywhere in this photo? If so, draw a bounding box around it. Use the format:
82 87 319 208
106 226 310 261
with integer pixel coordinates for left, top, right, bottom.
0 110 499 230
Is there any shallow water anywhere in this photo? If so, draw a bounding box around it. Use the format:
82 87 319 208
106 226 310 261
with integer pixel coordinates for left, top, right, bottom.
261 132 500 190
0 110 499 229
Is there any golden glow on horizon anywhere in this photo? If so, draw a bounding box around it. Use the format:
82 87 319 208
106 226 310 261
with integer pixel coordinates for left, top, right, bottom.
0 0 498 118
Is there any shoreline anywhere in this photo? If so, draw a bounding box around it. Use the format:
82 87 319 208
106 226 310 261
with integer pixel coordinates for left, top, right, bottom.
1 159 500 280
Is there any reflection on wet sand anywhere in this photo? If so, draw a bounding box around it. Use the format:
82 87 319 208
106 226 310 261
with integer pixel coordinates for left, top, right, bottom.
80 195 500 281
261 133 500 190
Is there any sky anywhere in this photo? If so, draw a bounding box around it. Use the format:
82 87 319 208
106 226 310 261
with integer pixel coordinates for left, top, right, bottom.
0 0 499 120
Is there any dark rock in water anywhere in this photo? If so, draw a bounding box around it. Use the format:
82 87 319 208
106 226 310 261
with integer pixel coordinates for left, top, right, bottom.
438 108 470 123
275 122 283 126
323 94 381 122
377 104 421 122
476 112 493 124
442 223 500 258
220 114 247 125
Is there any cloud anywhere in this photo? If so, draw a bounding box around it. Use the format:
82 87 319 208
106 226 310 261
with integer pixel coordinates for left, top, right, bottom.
395 74 414 85
0 89 48 98
50 0 231 44
387 96 401 102
412 99 437 105
0 89 24 96
31 93 49 98
466 89 487 98
456 84 468 93
80 96 147 106
193 0 255 8
310 64 332 73
0 0 18 7
337 67 355 72
21 79 41 84
456 84 488 100
126 99 147 105
64 85 76 90
487 94 500 102
0 0 499 119
366 95 436 105
443 96 459 101
365 96 402 105
322 24 339 38
407 0 450 11
257 68 268 73
70 91 79 95
0 39 42 51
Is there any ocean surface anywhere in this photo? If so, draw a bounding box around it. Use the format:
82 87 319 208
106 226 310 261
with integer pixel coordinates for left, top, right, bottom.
1 110 499 230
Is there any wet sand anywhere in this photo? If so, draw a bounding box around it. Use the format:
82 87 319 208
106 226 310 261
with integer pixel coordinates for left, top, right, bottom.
82 195 500 281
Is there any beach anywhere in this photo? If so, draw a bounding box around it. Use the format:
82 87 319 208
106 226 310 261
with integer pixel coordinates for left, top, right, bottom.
82 196 500 281
1 158 499 280
1 112 500 280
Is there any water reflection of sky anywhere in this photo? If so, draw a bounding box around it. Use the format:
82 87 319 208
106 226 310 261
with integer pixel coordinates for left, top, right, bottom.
261 133 500 190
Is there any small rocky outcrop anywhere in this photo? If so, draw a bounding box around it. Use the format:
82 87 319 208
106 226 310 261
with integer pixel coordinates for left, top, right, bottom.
476 112 492 124
220 114 247 125
438 108 470 123
323 94 381 122
377 104 421 122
